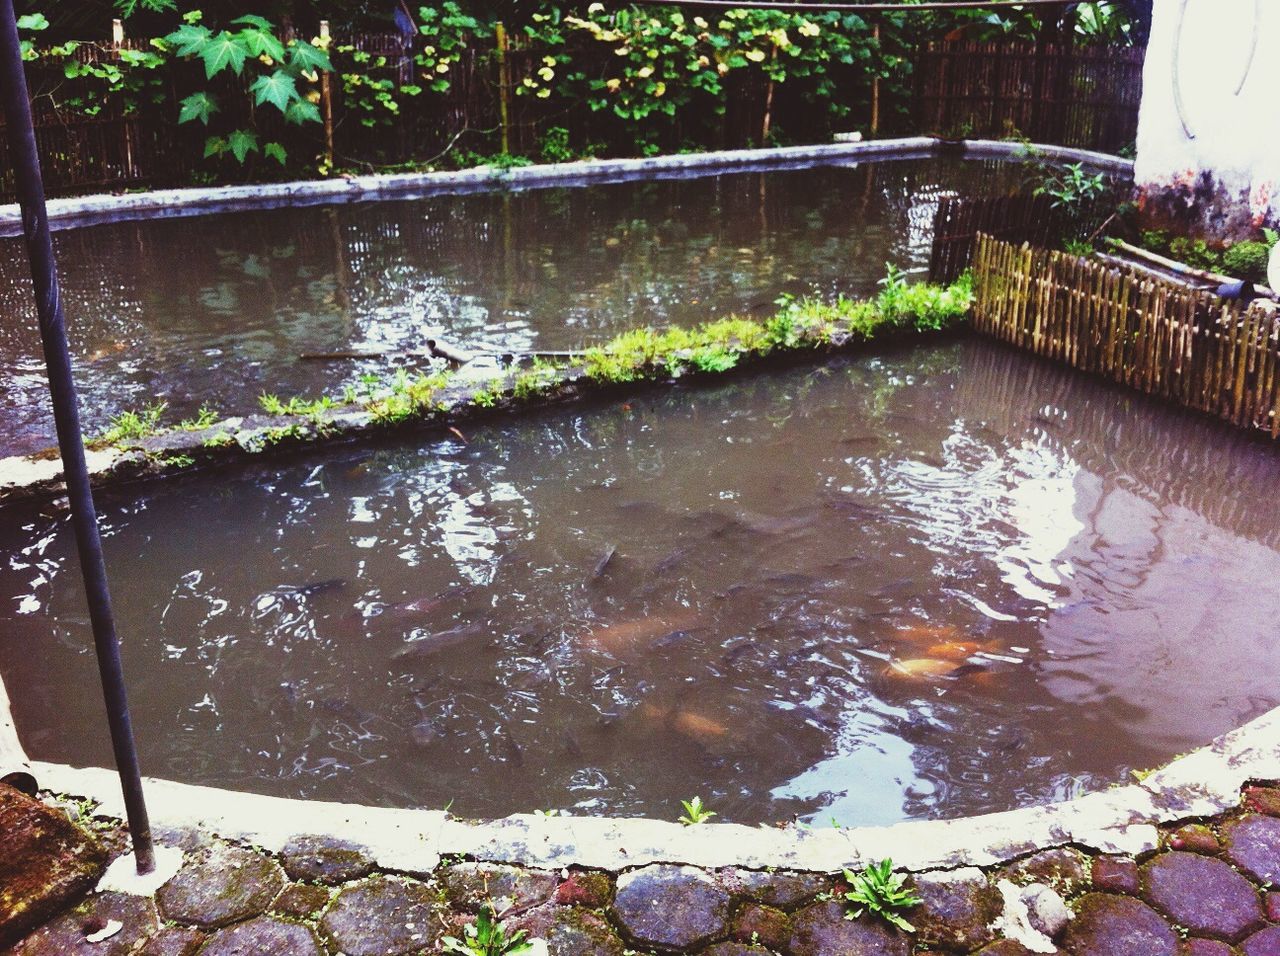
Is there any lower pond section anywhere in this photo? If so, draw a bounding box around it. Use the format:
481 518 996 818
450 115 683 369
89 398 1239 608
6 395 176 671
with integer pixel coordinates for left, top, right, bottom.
2 339 1279 826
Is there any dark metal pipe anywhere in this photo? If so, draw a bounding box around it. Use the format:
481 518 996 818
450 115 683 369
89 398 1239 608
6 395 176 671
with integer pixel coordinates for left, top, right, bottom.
0 0 154 873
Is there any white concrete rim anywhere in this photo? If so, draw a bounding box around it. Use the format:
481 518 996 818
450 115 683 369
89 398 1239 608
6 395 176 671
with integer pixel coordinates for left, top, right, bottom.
0 138 1133 238
23 703 1280 877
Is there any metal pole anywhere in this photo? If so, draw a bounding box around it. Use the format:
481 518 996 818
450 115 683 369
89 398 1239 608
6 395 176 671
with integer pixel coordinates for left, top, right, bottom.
0 0 154 874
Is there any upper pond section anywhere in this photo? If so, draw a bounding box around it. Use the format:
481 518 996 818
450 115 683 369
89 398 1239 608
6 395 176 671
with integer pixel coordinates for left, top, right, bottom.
0 157 1029 457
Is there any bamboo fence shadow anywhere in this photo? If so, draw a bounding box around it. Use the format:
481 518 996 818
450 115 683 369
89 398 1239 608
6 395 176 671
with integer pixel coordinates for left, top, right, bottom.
971 234 1280 438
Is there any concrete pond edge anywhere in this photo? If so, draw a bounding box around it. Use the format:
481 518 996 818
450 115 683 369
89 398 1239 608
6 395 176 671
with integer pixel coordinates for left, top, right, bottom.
0 322 966 508
0 137 1133 235
18 703 1280 881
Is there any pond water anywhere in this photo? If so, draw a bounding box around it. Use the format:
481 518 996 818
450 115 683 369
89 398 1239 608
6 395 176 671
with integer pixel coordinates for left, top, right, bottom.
3 339 1279 826
0 157 1033 458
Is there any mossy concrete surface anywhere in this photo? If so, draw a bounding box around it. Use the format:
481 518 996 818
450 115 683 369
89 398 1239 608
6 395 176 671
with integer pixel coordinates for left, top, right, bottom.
0 785 107 948
0 307 966 510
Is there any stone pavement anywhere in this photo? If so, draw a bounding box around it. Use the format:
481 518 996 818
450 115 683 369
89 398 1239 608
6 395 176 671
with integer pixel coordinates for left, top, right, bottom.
5 783 1280 955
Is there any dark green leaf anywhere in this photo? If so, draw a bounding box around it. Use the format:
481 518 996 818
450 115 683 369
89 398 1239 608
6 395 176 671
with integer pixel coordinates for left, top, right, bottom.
198 32 248 78
263 142 288 165
178 91 218 125
227 128 259 163
288 41 332 73
284 98 321 125
250 71 298 112
164 22 210 57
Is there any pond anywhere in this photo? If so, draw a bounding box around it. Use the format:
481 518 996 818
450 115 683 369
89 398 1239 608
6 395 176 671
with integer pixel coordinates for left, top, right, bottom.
0 156 1035 458
3 339 1278 827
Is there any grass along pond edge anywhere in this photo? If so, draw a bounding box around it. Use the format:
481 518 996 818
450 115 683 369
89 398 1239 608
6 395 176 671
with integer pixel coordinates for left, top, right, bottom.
0 276 973 508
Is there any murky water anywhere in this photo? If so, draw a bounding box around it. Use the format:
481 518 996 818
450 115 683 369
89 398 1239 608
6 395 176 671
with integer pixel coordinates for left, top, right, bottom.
3 340 1278 826
0 158 1033 457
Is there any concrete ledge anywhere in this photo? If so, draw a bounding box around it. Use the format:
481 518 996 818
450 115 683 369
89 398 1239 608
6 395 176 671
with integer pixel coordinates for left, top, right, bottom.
0 324 967 509
0 138 1133 236
27 703 1280 877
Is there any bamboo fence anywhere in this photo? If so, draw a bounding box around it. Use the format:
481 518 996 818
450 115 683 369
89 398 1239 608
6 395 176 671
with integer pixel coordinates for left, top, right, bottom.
0 31 1142 201
915 40 1143 152
971 234 1280 438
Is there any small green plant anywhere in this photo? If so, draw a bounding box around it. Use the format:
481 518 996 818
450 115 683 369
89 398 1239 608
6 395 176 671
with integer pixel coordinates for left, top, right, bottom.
1063 238 1094 257
511 362 558 400
471 385 501 408
442 904 536 956
539 125 574 164
841 859 922 932
98 402 167 445
1032 162 1106 210
178 404 219 430
875 262 910 324
679 796 717 825
688 344 739 373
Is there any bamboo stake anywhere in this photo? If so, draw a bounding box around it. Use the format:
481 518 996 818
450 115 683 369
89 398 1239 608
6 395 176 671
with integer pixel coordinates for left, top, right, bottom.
495 22 511 156
319 21 335 173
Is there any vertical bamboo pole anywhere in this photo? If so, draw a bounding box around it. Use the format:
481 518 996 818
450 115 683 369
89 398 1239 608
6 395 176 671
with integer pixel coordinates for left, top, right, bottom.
319 21 335 173
870 21 881 138
495 22 511 156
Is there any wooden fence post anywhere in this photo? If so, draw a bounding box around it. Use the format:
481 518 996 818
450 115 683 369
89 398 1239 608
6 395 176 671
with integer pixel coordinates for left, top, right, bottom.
319 20 335 172
111 18 124 46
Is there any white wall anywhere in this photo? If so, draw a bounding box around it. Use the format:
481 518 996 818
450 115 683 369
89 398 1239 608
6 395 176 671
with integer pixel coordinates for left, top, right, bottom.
1135 0 1280 237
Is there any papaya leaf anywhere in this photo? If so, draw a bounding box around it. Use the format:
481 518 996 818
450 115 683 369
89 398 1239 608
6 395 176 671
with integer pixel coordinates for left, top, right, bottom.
288 41 333 73
164 22 210 56
198 31 248 79
250 71 297 113
284 98 321 125
178 91 218 125
227 128 259 163
229 14 273 30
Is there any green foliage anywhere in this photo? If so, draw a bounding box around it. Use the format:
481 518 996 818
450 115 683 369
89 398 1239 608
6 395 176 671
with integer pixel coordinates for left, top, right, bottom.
178 404 219 430
258 392 335 417
442 904 536 956
841 859 922 933
165 10 330 167
679 796 717 825
365 369 451 424
1032 162 1106 210
98 401 167 445
1222 241 1271 285
539 126 573 164
1063 238 1095 257
1168 236 1218 272
511 362 558 400
581 271 970 385
115 0 177 19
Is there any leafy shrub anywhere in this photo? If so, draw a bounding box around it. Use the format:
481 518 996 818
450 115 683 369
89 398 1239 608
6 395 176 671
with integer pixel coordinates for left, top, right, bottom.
1222 241 1271 284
